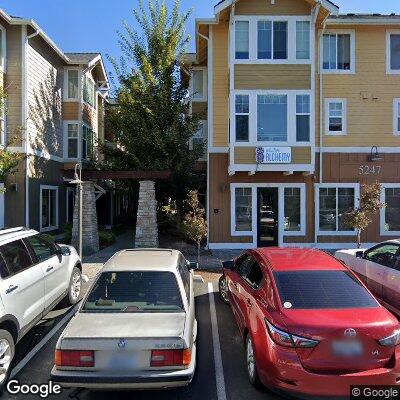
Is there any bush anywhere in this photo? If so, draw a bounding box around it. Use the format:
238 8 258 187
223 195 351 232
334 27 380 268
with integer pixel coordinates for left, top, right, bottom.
99 230 116 248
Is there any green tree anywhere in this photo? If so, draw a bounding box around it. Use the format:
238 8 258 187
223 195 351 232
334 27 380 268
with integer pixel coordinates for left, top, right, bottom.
105 0 204 213
343 182 384 248
182 190 207 264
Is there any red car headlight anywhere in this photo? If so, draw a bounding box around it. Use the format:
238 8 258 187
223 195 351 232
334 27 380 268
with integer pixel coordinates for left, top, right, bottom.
379 329 400 347
265 319 319 349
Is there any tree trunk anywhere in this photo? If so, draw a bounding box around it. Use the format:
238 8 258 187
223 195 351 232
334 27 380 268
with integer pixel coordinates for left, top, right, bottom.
357 230 362 249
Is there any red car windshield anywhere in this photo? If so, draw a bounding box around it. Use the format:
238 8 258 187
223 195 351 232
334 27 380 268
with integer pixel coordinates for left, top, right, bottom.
273 270 379 310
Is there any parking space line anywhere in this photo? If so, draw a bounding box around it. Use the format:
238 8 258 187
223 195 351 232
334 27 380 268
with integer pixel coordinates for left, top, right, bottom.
208 282 227 400
10 305 78 379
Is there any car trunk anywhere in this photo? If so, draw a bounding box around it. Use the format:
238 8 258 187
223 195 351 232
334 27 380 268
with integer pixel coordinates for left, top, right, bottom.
60 312 187 372
281 309 396 373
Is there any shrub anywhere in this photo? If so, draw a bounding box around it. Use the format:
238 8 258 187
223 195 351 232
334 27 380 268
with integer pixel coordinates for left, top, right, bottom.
99 230 116 248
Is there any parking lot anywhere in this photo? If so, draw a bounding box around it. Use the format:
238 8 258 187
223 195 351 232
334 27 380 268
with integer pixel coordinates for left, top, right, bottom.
3 271 280 400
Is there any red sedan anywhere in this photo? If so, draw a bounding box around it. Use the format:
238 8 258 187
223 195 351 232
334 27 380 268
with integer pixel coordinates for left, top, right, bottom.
218 248 400 399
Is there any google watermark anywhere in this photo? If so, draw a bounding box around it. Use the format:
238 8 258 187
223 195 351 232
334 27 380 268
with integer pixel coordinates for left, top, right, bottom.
351 386 400 400
6 380 62 398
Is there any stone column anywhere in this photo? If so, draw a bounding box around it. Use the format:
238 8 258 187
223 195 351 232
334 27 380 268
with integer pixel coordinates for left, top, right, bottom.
71 181 100 255
135 180 158 248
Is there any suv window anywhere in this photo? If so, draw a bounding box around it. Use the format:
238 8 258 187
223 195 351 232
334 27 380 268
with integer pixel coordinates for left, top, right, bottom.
25 234 58 263
178 256 190 301
246 259 263 288
365 244 400 268
236 254 252 278
0 240 33 275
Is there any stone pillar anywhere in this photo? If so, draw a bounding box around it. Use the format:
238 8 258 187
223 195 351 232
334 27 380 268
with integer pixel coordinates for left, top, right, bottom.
71 181 100 255
135 180 158 248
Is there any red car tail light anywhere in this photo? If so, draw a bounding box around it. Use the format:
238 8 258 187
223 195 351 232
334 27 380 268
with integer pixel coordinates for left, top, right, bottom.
265 319 319 349
150 349 191 367
55 350 95 368
379 329 400 347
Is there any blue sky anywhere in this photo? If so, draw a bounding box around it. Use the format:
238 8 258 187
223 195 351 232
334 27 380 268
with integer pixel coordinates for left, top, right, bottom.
3 0 400 76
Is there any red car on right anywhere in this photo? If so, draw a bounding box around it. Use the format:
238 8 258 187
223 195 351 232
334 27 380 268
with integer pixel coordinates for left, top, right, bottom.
219 248 400 399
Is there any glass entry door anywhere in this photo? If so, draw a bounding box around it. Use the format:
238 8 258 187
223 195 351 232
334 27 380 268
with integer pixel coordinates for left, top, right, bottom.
257 188 279 247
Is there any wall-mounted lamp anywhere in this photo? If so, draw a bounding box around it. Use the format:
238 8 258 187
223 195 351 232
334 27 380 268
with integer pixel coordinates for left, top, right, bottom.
368 146 382 162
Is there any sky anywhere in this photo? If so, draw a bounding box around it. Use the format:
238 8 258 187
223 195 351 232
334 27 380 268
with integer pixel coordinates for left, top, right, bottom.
2 0 400 78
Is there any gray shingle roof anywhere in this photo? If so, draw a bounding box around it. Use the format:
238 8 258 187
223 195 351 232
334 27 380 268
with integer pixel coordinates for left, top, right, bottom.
65 52 100 64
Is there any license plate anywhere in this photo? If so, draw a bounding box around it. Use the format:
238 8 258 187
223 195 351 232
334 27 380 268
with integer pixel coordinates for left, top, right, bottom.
332 340 363 357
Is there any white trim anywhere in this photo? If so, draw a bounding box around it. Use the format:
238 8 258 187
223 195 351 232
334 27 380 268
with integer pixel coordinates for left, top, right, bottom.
209 147 229 153
63 67 81 101
315 183 360 236
320 29 356 75
190 67 208 102
393 98 400 135
33 149 64 163
316 146 400 153
40 185 59 232
380 183 400 236
230 163 314 173
230 183 306 247
63 121 80 160
325 98 347 136
386 30 400 75
0 23 6 72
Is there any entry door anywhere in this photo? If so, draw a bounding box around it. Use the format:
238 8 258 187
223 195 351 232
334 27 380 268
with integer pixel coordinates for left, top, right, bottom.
257 188 279 247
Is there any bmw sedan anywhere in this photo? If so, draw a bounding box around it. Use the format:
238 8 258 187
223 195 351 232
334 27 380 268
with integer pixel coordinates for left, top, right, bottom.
51 249 198 390
219 248 400 399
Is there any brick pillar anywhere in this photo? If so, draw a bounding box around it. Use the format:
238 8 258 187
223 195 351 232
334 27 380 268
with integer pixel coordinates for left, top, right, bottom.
71 181 99 255
135 180 158 248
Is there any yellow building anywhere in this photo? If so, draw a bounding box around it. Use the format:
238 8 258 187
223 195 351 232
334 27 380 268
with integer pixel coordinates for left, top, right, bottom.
186 0 400 249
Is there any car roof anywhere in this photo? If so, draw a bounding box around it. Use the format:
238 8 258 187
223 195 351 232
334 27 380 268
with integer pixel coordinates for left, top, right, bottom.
102 249 182 273
254 248 347 272
0 227 38 244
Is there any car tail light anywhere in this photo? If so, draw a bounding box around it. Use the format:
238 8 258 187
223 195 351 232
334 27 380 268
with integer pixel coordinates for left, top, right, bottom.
150 349 191 367
55 350 94 368
265 319 319 349
379 329 400 347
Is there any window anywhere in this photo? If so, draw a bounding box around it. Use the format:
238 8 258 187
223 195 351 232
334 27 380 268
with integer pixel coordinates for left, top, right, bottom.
0 240 33 275
83 75 95 107
364 244 400 268
387 32 400 73
82 125 94 160
178 256 190 301
41 186 58 231
257 95 287 141
67 70 79 99
192 69 205 100
284 188 301 232
25 235 57 263
296 21 310 60
325 99 346 135
382 186 400 234
235 187 252 232
274 271 378 310
67 123 79 158
318 186 356 233
192 121 207 159
257 21 287 60
393 99 400 135
0 27 5 71
296 95 310 141
246 259 263 289
235 21 249 59
322 33 353 72
235 95 249 142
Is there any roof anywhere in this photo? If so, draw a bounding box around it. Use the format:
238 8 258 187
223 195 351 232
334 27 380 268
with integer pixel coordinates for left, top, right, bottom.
255 248 346 272
0 227 38 244
328 13 400 25
65 52 100 64
102 249 182 273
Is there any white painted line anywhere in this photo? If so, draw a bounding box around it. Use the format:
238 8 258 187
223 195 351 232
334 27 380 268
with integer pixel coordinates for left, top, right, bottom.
10 305 78 379
194 274 205 283
208 282 227 400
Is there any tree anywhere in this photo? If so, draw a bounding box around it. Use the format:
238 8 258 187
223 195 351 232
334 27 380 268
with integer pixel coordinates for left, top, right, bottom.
343 182 385 248
105 0 204 213
182 190 207 264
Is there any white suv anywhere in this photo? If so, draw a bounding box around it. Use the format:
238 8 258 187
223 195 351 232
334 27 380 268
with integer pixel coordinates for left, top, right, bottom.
0 227 82 391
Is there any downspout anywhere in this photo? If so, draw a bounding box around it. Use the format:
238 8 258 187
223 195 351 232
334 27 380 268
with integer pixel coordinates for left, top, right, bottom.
22 26 39 228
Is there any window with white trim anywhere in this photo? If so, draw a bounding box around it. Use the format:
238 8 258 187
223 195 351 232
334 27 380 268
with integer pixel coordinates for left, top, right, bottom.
67 123 79 158
388 32 400 73
296 95 310 141
284 188 301 232
382 186 400 234
191 120 207 159
235 21 249 60
393 99 400 135
192 69 205 100
235 187 252 232
325 99 346 135
82 125 95 160
41 186 58 232
322 32 353 72
296 21 310 60
83 75 96 108
318 186 356 233
235 95 249 142
67 70 79 99
257 95 287 142
257 21 287 60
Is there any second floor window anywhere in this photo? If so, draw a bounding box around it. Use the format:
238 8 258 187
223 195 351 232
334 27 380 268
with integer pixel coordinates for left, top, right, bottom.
67 70 78 99
389 33 400 72
235 21 249 59
394 99 400 135
83 76 96 108
322 33 351 72
235 95 249 142
257 95 287 142
192 70 204 100
257 21 287 60
82 125 95 160
296 21 310 60
67 123 78 158
296 95 310 141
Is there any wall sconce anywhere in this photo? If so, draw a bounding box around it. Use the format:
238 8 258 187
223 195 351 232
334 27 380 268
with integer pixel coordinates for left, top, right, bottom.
368 146 382 162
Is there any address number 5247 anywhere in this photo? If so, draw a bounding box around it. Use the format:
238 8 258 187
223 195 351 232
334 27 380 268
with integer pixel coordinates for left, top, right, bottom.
359 165 381 175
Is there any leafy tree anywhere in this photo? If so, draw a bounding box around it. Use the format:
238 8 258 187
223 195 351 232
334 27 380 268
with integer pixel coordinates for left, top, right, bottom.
105 0 204 214
343 182 384 248
182 190 207 264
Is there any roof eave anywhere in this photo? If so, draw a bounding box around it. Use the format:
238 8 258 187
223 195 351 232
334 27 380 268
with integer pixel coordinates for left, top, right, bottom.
327 17 400 25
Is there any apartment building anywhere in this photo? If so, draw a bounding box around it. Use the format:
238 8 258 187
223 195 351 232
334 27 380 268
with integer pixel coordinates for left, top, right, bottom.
0 8 116 233
186 0 400 249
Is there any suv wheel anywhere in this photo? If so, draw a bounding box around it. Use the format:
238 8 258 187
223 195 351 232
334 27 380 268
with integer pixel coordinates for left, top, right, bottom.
218 276 230 304
0 330 14 394
66 267 82 306
245 334 262 389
